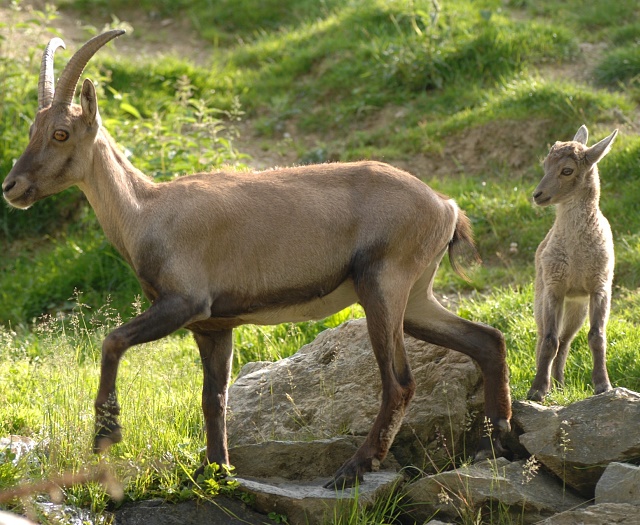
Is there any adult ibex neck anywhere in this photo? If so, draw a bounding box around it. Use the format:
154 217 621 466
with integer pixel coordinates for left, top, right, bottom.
79 131 154 261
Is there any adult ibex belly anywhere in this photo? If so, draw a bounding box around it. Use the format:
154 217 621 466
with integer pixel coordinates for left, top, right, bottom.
239 279 358 325
189 279 359 331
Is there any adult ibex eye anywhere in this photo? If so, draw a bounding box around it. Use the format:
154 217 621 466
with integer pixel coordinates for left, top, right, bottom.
561 167 573 176
53 130 69 142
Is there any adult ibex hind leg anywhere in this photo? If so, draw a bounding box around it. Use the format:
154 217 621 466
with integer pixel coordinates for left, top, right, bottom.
403 269 512 458
325 263 416 489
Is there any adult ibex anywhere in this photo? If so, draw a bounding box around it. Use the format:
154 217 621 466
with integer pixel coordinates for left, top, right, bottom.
2 31 511 487
528 125 617 401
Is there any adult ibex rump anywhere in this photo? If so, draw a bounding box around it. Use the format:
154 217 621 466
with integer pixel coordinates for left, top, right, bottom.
2 31 511 487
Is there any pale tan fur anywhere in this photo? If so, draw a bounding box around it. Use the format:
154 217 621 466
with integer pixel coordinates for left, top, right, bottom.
527 125 617 401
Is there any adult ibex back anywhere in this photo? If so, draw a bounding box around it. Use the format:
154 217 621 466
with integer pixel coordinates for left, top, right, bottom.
2 31 511 487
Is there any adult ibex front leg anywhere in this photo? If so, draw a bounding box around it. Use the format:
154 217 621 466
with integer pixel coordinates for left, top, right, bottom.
94 295 210 453
194 329 234 473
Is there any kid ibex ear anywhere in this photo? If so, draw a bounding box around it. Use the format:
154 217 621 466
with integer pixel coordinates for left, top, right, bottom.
585 129 618 166
573 125 588 145
80 78 101 127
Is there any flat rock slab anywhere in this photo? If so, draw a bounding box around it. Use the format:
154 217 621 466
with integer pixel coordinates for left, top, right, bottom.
538 503 640 525
229 437 404 525
236 471 404 525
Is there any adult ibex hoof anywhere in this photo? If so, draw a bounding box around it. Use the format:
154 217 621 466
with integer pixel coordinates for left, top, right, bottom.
323 459 367 490
594 383 612 395
194 462 231 482
495 418 511 434
526 388 546 402
93 423 122 454
474 417 512 462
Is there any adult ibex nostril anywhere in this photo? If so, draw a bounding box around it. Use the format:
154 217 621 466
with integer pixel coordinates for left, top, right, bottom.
532 191 542 200
2 180 16 193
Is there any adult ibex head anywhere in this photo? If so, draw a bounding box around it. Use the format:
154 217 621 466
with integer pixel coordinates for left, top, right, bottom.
3 30 124 209
2 31 512 488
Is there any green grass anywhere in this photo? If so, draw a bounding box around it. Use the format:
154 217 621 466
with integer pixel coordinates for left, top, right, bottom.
2 0 640 523
458 285 640 402
0 296 366 520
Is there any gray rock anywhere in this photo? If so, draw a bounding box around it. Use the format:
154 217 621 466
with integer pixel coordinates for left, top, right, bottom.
229 438 404 525
402 457 587 524
113 496 277 525
515 388 640 497
228 319 484 473
537 503 640 525
511 399 562 433
0 436 38 464
237 471 402 525
595 462 640 505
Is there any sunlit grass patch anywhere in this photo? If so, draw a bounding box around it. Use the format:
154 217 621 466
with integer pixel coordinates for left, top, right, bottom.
458 284 640 402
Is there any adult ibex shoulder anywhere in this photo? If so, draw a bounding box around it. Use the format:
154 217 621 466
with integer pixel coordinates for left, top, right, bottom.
2 31 512 487
528 125 617 401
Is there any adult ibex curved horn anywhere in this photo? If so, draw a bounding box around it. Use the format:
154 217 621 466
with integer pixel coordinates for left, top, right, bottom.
51 29 125 106
38 37 65 109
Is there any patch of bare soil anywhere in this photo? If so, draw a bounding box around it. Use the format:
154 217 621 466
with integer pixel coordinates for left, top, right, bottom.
3 2 633 176
0 1 212 66
233 111 551 177
389 118 551 179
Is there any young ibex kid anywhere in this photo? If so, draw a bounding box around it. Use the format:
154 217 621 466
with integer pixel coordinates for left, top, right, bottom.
528 125 617 401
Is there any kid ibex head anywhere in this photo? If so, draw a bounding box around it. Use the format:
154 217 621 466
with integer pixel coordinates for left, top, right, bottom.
533 125 618 207
2 30 125 209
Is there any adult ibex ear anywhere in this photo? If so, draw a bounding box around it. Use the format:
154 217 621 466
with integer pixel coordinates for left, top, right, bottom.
81 78 102 128
585 129 618 166
573 125 588 145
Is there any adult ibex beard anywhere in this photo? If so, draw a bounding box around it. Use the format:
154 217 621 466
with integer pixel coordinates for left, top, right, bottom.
2 30 512 488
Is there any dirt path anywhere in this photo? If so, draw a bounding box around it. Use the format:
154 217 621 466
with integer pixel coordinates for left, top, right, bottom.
0 1 212 64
